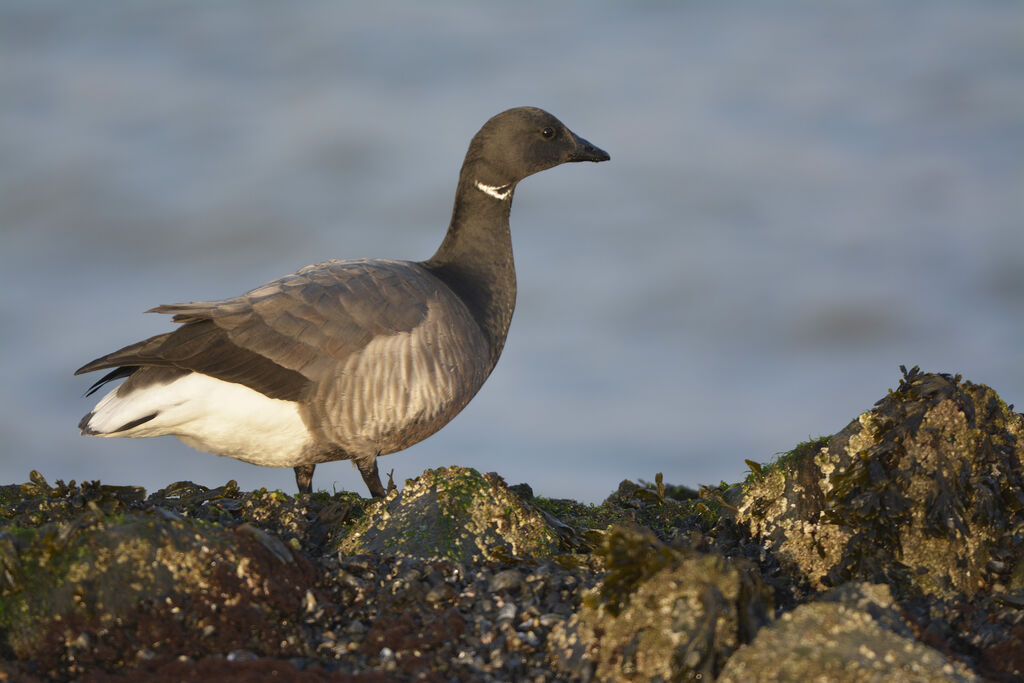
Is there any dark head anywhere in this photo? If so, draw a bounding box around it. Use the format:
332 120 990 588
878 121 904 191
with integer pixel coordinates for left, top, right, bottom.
464 107 610 190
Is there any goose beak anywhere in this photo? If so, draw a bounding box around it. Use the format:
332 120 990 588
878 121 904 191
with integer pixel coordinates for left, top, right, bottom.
567 133 610 163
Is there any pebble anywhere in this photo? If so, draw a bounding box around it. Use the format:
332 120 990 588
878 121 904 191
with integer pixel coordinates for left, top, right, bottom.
496 602 518 624
425 583 455 603
306 554 597 681
490 568 524 593
538 613 565 627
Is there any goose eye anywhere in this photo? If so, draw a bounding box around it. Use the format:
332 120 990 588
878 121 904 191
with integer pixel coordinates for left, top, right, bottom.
541 126 555 139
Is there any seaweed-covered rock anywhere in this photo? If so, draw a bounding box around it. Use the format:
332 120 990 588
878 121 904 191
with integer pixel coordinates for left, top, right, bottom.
0 509 322 678
2 368 1022 681
736 366 1024 600
0 475 367 554
548 525 771 681
718 582 978 682
337 466 559 562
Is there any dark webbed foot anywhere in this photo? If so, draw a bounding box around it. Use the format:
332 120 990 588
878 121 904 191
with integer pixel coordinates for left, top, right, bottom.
294 464 315 494
357 458 387 498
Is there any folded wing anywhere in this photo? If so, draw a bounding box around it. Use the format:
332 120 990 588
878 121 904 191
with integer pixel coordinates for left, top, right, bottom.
75 259 439 402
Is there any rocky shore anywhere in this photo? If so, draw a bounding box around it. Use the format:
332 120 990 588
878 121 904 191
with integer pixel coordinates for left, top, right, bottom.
1 367 1022 681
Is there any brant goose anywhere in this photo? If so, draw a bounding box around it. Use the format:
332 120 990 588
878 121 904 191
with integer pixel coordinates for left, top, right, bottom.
76 107 609 497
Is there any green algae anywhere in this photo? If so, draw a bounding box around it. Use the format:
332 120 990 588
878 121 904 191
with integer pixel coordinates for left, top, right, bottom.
531 497 628 535
744 436 831 486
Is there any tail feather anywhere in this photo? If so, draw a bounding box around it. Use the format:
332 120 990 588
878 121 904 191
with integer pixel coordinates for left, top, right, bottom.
76 370 313 466
78 411 98 434
84 366 138 396
78 370 183 437
75 321 309 402
78 409 157 435
75 331 176 375
111 413 158 433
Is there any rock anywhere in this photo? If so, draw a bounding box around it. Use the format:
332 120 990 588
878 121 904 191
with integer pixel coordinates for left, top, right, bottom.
2 368 1023 681
548 524 771 681
490 568 524 593
0 509 321 677
337 466 560 562
735 366 1024 600
730 367 1024 681
718 582 979 682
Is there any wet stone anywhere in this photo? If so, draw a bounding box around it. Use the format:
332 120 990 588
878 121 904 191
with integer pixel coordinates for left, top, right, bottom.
490 568 524 593
496 603 518 625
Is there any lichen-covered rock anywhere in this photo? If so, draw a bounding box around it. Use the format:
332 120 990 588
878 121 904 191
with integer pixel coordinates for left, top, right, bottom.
337 466 559 562
0 509 322 678
548 525 771 681
736 366 1024 600
718 582 979 682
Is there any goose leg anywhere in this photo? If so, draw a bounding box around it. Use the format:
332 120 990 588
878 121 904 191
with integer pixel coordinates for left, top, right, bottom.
357 458 387 498
294 464 315 494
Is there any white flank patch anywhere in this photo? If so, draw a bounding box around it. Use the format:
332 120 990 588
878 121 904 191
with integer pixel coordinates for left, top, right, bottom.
85 373 312 467
474 179 512 200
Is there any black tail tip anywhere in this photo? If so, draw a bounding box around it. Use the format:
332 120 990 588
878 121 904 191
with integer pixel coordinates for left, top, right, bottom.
79 413 98 435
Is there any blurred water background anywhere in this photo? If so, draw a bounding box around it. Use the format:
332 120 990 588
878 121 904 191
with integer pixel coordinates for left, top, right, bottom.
2 1 1022 502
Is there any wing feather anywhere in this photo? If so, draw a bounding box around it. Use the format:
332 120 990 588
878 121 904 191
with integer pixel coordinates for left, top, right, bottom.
77 259 446 403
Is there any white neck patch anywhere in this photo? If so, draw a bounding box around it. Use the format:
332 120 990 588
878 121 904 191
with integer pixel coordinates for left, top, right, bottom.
474 180 513 201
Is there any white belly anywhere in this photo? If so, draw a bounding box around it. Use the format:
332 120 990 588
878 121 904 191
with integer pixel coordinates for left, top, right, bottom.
87 372 313 467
